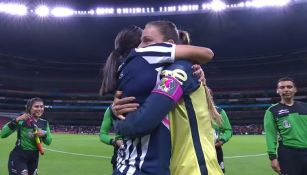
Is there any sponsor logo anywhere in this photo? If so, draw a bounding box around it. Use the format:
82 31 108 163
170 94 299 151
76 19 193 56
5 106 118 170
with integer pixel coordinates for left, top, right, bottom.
161 69 187 84
278 109 289 115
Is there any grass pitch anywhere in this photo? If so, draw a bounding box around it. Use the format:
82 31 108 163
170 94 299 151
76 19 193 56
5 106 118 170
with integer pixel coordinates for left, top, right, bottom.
0 134 274 175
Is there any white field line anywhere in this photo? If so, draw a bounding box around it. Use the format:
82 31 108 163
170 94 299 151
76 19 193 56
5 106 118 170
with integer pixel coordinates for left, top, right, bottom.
44 148 111 159
225 153 266 159
46 148 265 159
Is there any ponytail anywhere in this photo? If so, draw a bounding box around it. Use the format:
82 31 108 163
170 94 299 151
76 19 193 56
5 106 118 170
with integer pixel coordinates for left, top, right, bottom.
99 50 122 95
99 25 143 95
179 30 190 45
204 85 222 126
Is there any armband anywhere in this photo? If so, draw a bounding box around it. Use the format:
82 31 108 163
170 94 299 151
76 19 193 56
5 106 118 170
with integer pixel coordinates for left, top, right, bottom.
152 76 183 103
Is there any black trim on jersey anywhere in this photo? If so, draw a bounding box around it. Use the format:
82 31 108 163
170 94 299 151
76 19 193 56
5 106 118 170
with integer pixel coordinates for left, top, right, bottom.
269 102 307 119
138 51 172 57
16 125 22 147
184 95 208 175
8 120 18 130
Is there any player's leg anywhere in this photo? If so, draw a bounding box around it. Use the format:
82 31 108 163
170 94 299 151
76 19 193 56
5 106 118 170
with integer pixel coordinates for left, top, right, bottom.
278 145 300 175
299 149 307 175
216 146 225 173
27 151 39 175
8 149 28 175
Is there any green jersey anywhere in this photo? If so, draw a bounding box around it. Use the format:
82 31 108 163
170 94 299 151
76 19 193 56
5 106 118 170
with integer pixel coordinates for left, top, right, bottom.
213 107 233 143
1 118 52 151
264 101 307 160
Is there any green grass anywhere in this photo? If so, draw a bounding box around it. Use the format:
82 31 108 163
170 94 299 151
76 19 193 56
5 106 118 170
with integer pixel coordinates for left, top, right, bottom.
0 134 275 175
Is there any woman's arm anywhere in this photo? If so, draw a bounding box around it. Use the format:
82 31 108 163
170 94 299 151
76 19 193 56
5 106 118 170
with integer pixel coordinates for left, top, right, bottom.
114 61 199 137
1 121 17 138
175 45 214 64
42 122 52 145
135 43 214 65
99 108 114 145
1 114 28 138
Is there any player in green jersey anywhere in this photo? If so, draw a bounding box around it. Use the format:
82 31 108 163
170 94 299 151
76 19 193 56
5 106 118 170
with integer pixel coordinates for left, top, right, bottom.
264 77 307 175
1 97 52 175
213 106 232 173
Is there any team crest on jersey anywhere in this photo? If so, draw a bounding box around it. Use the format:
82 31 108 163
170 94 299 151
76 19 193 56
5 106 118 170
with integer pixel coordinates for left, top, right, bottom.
157 77 176 93
278 109 289 115
282 120 291 128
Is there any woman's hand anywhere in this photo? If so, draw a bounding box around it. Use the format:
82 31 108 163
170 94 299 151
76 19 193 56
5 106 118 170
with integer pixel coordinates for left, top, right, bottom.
15 113 30 122
192 64 205 83
114 139 124 147
111 91 139 120
35 130 47 137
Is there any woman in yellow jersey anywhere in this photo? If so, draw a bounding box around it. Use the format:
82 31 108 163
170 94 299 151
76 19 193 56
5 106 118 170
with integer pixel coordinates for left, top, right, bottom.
168 31 223 175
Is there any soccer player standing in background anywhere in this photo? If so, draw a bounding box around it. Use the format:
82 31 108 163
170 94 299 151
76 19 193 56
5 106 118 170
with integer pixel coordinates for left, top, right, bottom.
264 77 307 175
213 106 232 173
1 97 52 175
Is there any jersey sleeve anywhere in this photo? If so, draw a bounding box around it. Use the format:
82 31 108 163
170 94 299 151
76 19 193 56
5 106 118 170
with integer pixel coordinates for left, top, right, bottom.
114 60 199 138
1 120 19 138
218 109 233 143
99 108 114 145
134 43 176 64
263 109 278 160
42 122 52 145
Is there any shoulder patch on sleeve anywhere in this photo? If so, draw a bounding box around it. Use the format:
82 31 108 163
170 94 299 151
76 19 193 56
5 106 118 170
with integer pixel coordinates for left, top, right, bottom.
152 76 183 103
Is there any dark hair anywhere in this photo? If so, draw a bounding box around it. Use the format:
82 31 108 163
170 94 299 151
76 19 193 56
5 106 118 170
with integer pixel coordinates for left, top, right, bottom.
26 97 44 114
99 25 143 95
277 77 296 87
146 20 180 44
179 30 190 45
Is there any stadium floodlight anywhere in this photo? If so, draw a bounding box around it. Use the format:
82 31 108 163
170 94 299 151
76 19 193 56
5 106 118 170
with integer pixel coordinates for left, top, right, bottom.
0 3 27 16
237 2 246 7
177 4 199 12
35 5 49 17
202 3 211 10
159 6 176 12
51 7 74 17
96 8 114 15
249 0 290 8
88 10 95 15
210 0 227 11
